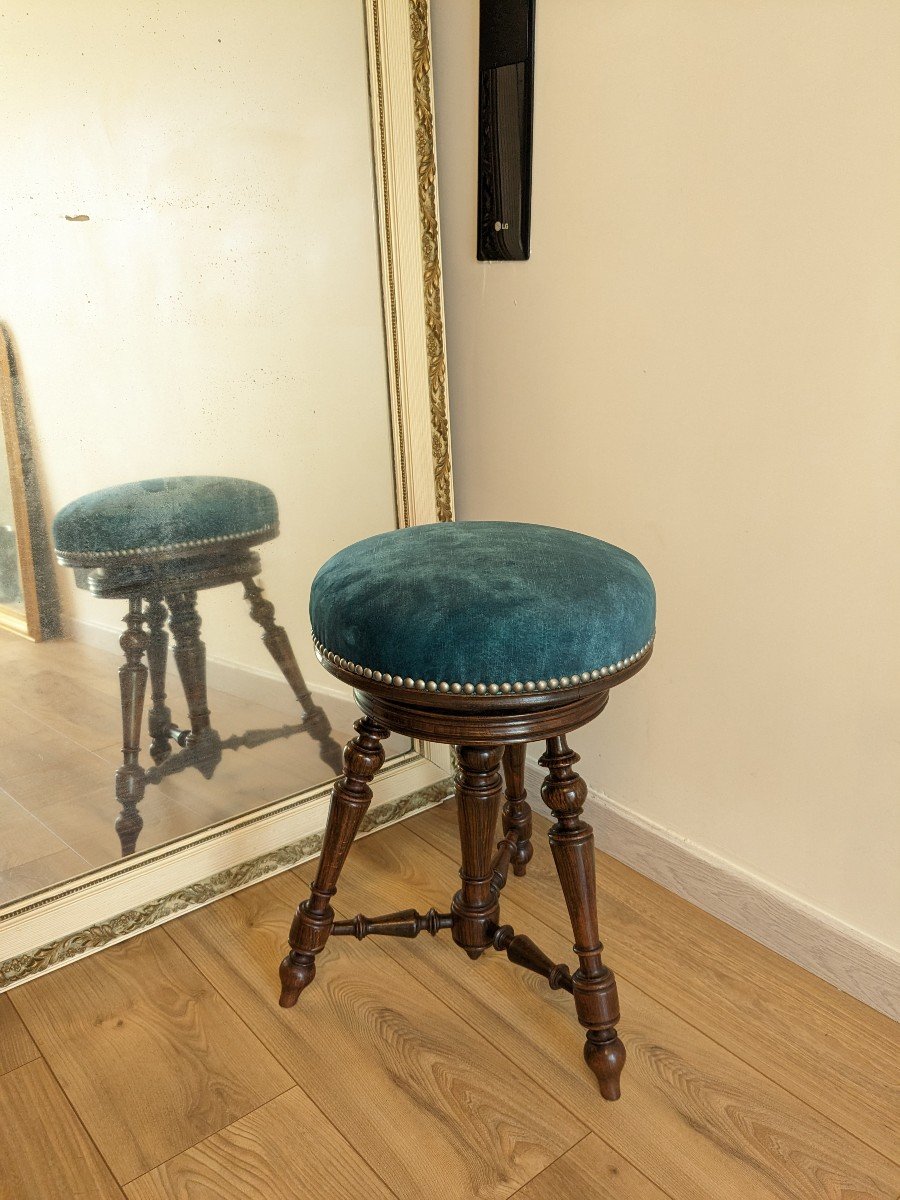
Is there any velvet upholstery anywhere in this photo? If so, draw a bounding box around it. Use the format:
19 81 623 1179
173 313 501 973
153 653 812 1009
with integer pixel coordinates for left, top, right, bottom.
53 476 278 560
310 522 655 687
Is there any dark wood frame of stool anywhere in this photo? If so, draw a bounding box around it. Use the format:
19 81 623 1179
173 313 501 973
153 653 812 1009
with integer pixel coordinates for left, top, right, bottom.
57 534 345 856
279 648 652 1100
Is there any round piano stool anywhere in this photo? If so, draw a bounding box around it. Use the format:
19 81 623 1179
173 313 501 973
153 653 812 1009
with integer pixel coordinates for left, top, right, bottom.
279 521 656 1101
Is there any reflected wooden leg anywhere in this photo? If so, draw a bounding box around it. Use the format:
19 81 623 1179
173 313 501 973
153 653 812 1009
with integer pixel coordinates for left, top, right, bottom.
502 743 533 877
280 716 389 1006
452 745 504 960
540 734 625 1100
115 596 148 857
166 589 211 747
145 596 172 764
242 575 344 777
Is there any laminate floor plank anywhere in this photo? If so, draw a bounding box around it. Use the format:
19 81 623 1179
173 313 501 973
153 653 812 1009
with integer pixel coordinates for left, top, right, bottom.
0 627 359 899
125 1087 396 1200
10 926 293 1183
0 993 39 1076
0 846 92 904
34 782 211 869
410 796 900 1162
0 657 121 752
0 722 109 793
0 787 73 871
0 1059 125 1200
166 870 586 1200
299 822 900 1200
511 1134 667 1200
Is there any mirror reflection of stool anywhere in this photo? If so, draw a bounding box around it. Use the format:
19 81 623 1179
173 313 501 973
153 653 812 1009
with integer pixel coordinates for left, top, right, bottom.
53 476 343 856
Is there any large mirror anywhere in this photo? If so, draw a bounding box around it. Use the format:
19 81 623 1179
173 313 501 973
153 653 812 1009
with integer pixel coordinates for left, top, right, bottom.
0 0 451 985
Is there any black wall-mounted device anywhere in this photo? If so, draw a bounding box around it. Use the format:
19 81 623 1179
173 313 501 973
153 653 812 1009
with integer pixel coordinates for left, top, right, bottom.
477 0 535 261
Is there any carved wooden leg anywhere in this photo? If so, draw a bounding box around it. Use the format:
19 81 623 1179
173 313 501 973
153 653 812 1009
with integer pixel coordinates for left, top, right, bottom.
115 596 149 856
540 735 625 1100
166 589 211 747
145 596 172 764
502 743 533 877
451 745 504 960
279 716 388 1006
242 576 344 777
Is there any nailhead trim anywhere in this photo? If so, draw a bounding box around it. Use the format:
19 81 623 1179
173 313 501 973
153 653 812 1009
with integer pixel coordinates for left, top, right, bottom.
55 522 279 564
311 633 655 697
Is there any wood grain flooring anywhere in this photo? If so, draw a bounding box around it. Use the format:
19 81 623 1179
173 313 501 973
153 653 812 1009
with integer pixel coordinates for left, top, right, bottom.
412 798 900 1164
10 926 293 1183
514 1134 667 1200
165 870 584 1199
124 1087 396 1200
4 798 898 1200
0 1060 125 1199
295 820 900 1200
0 993 38 1076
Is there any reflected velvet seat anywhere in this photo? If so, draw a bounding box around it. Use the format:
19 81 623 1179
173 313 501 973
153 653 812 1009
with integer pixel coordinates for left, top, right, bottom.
280 520 655 1101
53 476 343 855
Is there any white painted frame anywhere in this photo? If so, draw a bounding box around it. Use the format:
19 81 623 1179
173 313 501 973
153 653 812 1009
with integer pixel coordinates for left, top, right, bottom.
0 0 454 989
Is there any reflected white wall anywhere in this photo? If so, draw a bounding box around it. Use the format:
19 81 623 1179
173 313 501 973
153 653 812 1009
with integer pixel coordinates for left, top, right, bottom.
0 0 397 685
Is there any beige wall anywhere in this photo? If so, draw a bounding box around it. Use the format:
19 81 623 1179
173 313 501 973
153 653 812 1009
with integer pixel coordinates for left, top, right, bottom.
0 1 396 688
431 0 900 950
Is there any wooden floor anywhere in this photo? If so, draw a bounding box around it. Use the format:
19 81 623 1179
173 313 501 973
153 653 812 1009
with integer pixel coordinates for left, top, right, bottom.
2 798 898 1199
0 630 406 905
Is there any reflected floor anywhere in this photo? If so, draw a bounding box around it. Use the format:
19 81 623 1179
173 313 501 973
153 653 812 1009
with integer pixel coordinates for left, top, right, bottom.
0 630 407 905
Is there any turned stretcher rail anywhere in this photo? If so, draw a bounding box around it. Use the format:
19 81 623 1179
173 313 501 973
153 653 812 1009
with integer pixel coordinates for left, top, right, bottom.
330 908 453 939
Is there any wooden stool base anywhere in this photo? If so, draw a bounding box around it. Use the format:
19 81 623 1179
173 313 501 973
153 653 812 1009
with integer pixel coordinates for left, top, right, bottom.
278 668 648 1102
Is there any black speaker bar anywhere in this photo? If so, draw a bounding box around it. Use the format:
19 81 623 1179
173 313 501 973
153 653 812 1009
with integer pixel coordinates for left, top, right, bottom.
477 0 536 261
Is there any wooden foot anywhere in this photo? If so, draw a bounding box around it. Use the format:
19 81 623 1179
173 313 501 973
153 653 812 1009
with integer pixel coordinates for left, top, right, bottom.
145 596 172 764
279 716 388 1007
540 735 625 1100
502 743 533 876
115 597 148 857
278 953 316 1008
585 1030 627 1102
451 745 504 958
243 576 344 777
166 589 211 746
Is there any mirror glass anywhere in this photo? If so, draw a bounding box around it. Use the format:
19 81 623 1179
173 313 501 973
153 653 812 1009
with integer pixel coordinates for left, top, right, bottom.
0 0 410 905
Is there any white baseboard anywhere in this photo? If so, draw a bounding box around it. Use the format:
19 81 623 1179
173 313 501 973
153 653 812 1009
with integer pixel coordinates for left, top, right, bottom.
524 762 900 1021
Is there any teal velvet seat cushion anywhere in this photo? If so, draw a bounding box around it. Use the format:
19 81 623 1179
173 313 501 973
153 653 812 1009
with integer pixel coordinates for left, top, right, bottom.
310 522 655 693
53 476 278 561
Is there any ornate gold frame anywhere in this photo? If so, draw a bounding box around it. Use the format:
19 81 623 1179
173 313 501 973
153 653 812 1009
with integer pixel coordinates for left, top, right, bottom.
0 0 453 989
0 325 59 641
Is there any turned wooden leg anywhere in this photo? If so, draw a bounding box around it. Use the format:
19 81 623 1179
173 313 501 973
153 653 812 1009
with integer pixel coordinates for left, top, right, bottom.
502 743 533 877
279 716 389 1006
451 745 504 960
115 596 149 856
166 589 211 747
145 596 172 764
540 735 625 1100
243 575 344 777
